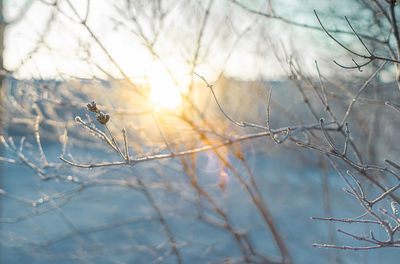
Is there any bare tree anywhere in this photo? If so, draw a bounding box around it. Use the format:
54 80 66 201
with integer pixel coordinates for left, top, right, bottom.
1 0 400 263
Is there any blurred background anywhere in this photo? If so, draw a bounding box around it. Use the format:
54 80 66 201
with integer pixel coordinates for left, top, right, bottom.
1 0 400 263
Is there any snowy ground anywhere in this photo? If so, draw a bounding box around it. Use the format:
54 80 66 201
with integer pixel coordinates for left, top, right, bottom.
1 139 399 263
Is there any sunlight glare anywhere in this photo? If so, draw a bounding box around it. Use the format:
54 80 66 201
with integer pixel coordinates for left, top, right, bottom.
148 64 187 110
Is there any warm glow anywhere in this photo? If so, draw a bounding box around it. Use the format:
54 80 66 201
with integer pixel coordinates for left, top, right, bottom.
149 78 182 110
148 64 187 110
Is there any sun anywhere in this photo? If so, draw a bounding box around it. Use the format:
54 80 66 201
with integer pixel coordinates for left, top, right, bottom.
147 63 187 110
149 76 182 110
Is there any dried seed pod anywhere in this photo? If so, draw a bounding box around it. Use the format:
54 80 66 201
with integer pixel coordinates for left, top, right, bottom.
87 101 100 114
97 112 110 125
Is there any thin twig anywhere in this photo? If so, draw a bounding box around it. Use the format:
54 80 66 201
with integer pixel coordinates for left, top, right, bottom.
343 122 350 156
341 62 387 126
194 72 245 127
122 128 129 162
35 115 48 166
319 118 338 152
311 216 381 225
266 87 280 144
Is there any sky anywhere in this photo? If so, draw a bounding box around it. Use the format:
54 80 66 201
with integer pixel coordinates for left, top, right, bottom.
3 0 385 85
